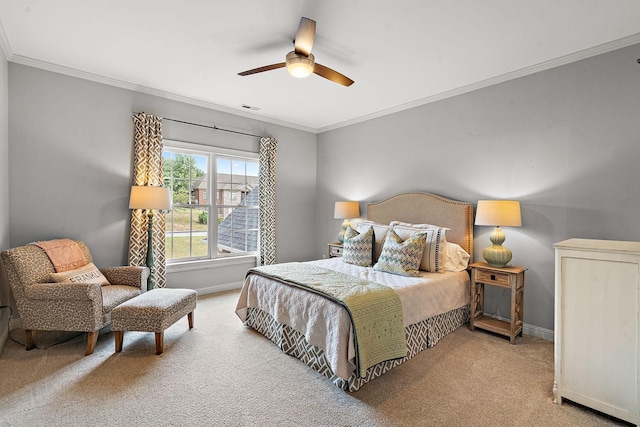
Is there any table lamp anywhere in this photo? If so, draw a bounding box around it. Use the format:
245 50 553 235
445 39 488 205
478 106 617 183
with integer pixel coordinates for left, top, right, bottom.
475 200 522 268
129 185 172 290
334 201 360 243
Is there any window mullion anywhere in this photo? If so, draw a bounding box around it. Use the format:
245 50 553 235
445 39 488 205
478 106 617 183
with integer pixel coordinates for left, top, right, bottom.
210 153 216 258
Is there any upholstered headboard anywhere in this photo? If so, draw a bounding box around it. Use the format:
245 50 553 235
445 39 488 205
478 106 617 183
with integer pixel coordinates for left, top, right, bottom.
367 193 474 259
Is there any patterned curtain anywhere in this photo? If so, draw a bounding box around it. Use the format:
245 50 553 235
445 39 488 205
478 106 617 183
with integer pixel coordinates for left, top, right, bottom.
128 113 167 287
259 137 277 265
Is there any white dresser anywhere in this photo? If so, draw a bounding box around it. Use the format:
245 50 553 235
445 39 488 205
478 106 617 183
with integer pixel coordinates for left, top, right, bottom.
553 238 640 424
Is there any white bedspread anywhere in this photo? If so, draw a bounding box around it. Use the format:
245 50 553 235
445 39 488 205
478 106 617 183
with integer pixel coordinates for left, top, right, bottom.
235 258 470 380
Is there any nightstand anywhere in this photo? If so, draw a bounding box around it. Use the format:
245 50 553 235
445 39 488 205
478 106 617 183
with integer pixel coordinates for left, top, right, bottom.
469 262 526 344
328 243 343 258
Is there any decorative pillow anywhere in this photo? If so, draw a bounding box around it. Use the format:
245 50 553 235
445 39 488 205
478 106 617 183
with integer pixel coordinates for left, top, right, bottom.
343 226 374 267
50 262 111 286
373 228 426 277
444 242 471 272
354 220 391 262
392 224 447 273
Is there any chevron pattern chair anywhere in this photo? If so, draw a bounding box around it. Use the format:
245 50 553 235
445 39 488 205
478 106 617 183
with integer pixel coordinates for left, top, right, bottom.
1 241 149 355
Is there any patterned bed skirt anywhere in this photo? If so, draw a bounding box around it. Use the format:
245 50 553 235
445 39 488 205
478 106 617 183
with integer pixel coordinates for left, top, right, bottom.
245 304 470 392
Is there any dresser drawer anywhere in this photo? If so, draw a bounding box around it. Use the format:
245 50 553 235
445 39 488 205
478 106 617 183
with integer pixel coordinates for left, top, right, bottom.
476 269 510 286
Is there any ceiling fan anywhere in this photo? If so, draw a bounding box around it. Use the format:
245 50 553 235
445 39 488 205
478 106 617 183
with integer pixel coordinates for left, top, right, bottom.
237 17 354 87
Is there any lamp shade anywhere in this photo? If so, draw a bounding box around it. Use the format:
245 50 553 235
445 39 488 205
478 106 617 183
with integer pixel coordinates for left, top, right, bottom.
129 186 172 210
475 200 522 227
334 201 360 219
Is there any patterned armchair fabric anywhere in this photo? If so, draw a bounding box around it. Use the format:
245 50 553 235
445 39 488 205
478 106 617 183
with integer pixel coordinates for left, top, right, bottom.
0 241 149 355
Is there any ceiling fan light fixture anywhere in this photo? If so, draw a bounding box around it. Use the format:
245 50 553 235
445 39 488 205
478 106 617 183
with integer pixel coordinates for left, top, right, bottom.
286 51 315 78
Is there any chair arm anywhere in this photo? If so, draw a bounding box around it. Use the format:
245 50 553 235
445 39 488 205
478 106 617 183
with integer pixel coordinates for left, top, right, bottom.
100 266 150 289
24 282 102 301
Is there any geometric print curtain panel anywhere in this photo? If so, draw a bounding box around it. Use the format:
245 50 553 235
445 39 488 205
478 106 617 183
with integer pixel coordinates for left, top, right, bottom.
259 137 277 266
128 112 167 288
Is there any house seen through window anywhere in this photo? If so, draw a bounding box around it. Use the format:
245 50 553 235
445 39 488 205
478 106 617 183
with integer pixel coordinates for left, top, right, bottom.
163 142 259 262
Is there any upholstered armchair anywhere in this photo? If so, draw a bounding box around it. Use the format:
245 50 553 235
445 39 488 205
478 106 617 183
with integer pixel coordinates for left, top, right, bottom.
0 240 149 355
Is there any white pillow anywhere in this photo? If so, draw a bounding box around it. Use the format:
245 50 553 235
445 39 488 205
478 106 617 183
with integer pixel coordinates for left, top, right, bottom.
389 220 450 231
354 220 391 263
444 242 471 272
392 224 447 273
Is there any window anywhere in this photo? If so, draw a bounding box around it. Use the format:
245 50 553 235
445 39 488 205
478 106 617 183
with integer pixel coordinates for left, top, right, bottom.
163 141 259 263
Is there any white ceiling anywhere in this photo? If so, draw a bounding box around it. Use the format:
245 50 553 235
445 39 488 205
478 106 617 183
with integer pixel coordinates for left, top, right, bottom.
1 1 640 133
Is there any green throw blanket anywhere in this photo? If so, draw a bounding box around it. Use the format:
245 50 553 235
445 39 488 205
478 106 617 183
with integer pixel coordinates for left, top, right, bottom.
247 263 407 377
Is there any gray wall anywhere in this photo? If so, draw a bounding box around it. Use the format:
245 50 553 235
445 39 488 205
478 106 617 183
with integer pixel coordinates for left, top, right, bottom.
6 64 317 294
0 42 10 351
4 42 640 338
316 43 640 335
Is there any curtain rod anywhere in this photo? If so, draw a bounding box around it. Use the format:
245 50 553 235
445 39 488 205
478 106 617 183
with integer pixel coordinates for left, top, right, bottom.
164 117 263 138
134 113 263 138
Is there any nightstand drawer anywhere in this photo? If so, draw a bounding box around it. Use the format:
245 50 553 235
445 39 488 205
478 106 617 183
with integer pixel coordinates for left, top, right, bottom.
476 270 510 286
330 245 343 257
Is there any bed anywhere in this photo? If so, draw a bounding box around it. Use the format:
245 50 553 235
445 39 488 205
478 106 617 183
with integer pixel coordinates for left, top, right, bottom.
235 192 474 391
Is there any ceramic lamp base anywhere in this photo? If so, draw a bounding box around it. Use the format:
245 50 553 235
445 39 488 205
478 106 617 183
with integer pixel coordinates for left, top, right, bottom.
482 244 513 267
482 225 512 267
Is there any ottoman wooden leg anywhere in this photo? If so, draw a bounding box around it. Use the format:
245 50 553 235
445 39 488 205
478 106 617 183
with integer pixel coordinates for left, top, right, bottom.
155 331 164 355
25 330 35 351
188 311 194 329
114 331 124 353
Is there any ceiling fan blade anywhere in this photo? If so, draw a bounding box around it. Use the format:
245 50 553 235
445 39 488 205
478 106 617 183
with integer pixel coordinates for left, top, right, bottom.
238 63 286 76
313 63 354 87
294 17 316 56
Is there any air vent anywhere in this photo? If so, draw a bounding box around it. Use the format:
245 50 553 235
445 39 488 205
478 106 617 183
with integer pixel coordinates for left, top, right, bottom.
241 104 261 111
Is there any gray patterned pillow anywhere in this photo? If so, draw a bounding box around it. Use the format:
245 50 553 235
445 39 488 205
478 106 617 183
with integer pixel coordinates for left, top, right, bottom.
392 225 447 273
373 228 427 276
343 226 374 267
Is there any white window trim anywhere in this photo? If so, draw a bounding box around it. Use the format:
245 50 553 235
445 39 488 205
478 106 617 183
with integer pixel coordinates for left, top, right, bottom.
163 139 259 269
166 254 259 273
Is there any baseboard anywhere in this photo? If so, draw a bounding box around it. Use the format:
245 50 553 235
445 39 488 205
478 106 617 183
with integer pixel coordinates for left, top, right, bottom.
523 323 554 342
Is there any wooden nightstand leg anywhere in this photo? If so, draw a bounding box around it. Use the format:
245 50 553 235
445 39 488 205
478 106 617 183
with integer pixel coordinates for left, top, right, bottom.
510 283 517 344
517 285 524 337
470 281 476 331
470 282 484 331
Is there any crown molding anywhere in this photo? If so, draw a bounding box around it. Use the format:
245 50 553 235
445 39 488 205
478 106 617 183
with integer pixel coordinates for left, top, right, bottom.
7 53 317 135
4 29 639 135
317 32 640 133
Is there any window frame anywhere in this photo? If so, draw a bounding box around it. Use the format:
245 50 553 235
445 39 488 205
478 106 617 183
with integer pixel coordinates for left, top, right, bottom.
163 139 259 267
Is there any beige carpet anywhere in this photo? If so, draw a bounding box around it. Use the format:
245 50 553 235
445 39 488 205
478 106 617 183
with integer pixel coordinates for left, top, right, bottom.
0 290 627 426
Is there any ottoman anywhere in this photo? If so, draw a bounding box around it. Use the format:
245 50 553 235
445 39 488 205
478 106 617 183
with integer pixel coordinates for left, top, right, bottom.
111 288 197 354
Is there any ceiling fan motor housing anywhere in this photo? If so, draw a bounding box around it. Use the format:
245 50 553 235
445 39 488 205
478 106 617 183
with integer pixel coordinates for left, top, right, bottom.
286 51 315 78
